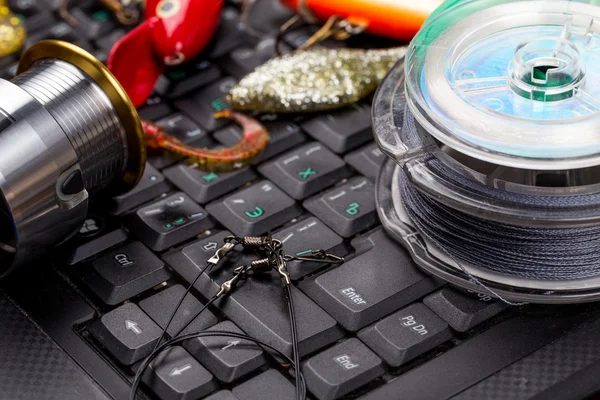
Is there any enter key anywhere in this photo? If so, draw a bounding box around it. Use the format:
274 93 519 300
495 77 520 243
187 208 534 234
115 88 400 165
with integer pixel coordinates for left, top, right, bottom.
300 228 443 331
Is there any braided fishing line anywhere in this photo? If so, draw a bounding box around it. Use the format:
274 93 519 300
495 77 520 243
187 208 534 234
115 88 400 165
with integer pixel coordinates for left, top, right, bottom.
392 104 600 282
371 0 600 303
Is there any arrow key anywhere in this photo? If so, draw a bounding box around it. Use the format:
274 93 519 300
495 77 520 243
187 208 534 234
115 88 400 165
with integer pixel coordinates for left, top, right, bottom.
90 303 163 365
185 321 267 383
143 346 218 400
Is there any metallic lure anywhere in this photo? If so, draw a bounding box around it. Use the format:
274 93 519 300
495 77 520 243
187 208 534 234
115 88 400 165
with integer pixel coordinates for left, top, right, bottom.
226 46 408 113
0 0 26 58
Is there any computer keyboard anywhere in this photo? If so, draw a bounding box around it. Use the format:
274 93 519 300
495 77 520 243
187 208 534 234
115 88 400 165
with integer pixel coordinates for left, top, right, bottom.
5 2 525 399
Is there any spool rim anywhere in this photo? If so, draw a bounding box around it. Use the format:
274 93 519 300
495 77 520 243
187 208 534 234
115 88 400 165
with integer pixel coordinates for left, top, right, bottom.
17 40 146 195
375 158 600 304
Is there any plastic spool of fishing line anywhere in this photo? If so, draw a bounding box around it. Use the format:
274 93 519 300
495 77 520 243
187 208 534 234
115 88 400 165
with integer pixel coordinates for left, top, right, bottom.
373 0 600 304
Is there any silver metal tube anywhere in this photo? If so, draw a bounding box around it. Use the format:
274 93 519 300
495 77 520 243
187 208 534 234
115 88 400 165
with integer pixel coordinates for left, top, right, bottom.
11 59 128 194
0 40 145 278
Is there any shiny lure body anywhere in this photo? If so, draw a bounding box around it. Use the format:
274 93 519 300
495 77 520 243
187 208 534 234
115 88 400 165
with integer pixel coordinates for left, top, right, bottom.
227 46 408 113
108 0 223 107
0 0 26 57
280 0 443 42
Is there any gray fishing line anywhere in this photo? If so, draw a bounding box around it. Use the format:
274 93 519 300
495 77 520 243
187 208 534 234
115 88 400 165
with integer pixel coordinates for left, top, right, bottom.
398 105 600 281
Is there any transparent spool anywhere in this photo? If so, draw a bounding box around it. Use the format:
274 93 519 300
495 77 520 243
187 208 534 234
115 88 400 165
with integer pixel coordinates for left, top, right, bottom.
373 0 600 302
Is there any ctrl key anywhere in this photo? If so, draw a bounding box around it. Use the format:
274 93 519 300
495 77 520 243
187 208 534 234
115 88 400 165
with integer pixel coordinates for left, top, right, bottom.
143 346 218 400
302 338 385 400
90 303 162 365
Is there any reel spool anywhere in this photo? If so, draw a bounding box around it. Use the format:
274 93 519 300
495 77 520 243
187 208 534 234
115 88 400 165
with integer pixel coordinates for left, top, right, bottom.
0 40 145 278
373 0 600 303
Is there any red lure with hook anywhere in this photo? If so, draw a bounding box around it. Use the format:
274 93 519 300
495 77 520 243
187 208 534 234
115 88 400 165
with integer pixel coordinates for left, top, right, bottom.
108 0 224 107
279 0 442 42
142 110 270 172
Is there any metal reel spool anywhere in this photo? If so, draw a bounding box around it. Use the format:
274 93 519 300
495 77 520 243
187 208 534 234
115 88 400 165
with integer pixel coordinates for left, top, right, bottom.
0 40 146 278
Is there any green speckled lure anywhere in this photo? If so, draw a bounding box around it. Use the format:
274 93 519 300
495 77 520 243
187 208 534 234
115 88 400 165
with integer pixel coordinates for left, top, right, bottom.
226 46 408 113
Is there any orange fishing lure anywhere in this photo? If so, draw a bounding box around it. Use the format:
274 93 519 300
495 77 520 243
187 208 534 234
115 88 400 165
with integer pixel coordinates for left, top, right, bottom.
142 110 270 172
279 0 443 42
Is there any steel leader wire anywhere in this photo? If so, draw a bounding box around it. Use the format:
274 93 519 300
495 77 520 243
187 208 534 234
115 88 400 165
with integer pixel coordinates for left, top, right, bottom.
130 235 342 399
373 0 600 304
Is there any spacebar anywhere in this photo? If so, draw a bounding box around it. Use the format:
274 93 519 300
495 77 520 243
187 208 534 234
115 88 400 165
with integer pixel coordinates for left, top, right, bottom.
360 308 594 400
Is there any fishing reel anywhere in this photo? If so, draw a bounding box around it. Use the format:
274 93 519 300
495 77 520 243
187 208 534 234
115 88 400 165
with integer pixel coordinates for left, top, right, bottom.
0 40 146 278
373 0 600 304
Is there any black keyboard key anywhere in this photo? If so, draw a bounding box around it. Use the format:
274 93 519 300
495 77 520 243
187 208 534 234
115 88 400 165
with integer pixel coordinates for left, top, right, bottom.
11 0 55 33
304 177 377 238
9 0 45 16
138 95 173 121
164 162 257 204
241 0 295 36
360 310 596 400
220 37 282 78
109 163 170 215
344 143 386 181
131 192 215 251
358 303 452 367
25 21 78 48
301 103 373 154
184 321 267 383
208 7 250 59
215 120 305 163
139 284 218 337
258 143 350 200
206 181 301 237
232 370 295 400
176 77 237 131
302 338 385 400
95 29 126 52
148 150 185 171
65 228 128 266
143 346 217 400
300 228 441 331
273 217 346 280
70 7 116 40
423 288 509 332
156 59 222 99
205 391 240 400
82 241 171 305
90 303 162 365
157 114 211 145
163 231 344 357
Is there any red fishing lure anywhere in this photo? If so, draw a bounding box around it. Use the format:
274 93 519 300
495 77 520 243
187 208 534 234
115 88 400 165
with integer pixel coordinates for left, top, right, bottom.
280 0 442 42
108 0 224 107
